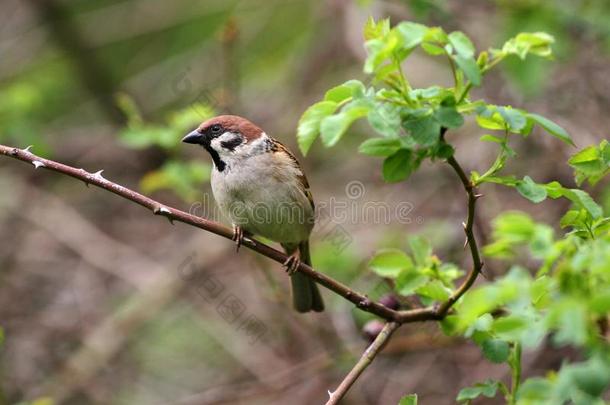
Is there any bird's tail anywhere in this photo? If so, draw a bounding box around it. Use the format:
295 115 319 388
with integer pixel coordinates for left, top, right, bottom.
286 241 324 313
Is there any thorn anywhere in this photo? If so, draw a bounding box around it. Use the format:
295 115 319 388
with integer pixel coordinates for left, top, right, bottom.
328 391 333 398
93 170 105 180
153 205 174 224
23 145 33 153
357 298 371 308
463 238 468 249
32 160 45 169
462 222 467 230
474 193 483 199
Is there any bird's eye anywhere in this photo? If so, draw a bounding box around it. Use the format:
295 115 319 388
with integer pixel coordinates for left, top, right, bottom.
210 125 222 134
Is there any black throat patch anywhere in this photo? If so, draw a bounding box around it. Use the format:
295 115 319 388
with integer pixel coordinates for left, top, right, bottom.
203 144 226 172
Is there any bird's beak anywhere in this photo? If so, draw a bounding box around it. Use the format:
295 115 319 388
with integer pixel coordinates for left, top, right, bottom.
182 130 204 144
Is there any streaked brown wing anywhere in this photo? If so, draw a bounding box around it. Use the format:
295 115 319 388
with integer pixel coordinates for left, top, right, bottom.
272 139 315 211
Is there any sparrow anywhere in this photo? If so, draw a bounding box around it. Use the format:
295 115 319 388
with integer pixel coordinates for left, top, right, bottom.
182 115 324 313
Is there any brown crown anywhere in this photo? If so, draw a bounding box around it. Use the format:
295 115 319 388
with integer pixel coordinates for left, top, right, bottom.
198 115 264 141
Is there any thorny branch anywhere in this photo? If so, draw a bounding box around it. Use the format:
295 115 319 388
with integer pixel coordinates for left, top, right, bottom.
326 128 484 402
0 137 483 402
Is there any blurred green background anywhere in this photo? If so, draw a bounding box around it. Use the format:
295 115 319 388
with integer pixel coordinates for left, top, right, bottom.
0 0 609 404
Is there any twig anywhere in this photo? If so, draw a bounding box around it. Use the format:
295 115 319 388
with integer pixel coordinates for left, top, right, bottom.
0 144 412 322
326 322 400 405
435 129 484 316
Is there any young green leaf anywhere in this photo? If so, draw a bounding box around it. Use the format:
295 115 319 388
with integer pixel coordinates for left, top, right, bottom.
503 32 555 59
498 107 527 132
480 339 510 363
416 280 451 301
369 248 413 278
516 176 547 203
454 55 481 86
434 106 464 129
324 80 365 103
457 380 500 402
363 17 390 41
404 115 441 146
297 101 339 155
368 102 402 137
448 31 475 58
383 149 416 182
396 22 428 49
527 113 574 146
320 102 370 147
358 138 402 157
396 269 428 296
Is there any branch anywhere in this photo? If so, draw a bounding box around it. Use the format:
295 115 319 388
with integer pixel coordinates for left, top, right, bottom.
326 322 400 405
323 129 485 404
436 128 484 316
0 144 409 321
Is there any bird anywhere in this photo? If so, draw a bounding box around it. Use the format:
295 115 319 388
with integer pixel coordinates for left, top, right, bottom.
182 115 324 313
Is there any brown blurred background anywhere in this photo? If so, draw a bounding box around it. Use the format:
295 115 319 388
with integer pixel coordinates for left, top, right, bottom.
1 0 609 404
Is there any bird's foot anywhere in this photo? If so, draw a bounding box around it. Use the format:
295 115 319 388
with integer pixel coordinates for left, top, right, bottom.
232 225 248 253
283 252 301 276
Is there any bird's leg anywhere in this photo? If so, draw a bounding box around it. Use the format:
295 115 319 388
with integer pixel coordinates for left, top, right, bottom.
283 250 301 275
231 225 249 252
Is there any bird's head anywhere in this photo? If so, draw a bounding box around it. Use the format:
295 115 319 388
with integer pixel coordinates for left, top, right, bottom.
182 115 265 171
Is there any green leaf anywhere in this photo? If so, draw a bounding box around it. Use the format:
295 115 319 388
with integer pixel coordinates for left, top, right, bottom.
498 107 527 132
547 300 588 346
516 176 547 203
448 31 475 58
404 115 441 147
383 149 416 182
434 106 464 129
398 394 418 405
454 55 481 86
476 113 505 131
368 102 402 137
408 236 432 266
480 134 504 143
544 182 602 219
363 17 390 41
416 280 450 301
480 339 510 363
396 22 428 49
568 141 610 185
396 269 428 296
358 138 402 157
324 80 365 103
297 101 339 155
503 32 555 59
457 380 499 402
369 248 413 278
527 113 574 146
320 102 370 147
421 42 445 55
